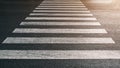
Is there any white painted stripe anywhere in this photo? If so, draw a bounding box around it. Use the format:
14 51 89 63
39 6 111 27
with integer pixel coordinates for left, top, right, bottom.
38 6 86 8
42 2 82 3
33 10 90 13
29 13 93 16
43 0 81 1
42 2 83 4
13 28 107 33
1 50 120 59
44 0 81 2
35 7 88 10
40 4 84 5
20 22 101 26
3 37 115 44
43 0 81 2
25 17 97 20
42 2 82 4
42 0 82 3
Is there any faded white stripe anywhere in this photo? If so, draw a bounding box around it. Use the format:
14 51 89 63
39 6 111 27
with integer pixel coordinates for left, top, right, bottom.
35 7 88 10
25 17 97 20
33 10 90 13
3 37 115 44
0 50 120 59
13 28 107 33
29 13 93 16
20 22 101 26
43 0 81 1
40 4 84 5
42 2 82 3
38 6 86 8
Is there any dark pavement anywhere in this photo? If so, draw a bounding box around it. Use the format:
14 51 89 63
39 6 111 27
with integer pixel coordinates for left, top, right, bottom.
0 0 120 68
0 0 43 43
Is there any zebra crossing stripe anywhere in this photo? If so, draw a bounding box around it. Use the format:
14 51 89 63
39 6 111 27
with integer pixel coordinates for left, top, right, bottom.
13 28 107 33
3 37 115 44
40 4 84 5
42 2 82 3
42 0 82 3
43 0 81 1
37 6 86 8
42 1 82 2
33 10 90 13
0 50 119 59
20 22 101 26
29 13 93 16
35 7 88 10
25 17 97 20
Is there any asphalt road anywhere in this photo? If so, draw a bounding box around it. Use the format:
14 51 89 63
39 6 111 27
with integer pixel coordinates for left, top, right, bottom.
0 0 43 43
0 0 120 68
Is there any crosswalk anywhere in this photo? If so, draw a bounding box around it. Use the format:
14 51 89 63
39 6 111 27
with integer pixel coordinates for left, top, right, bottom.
1 0 118 64
1 50 120 59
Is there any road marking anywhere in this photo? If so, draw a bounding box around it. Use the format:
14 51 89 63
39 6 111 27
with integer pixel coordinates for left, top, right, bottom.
43 0 81 1
40 4 84 5
13 28 107 33
29 13 93 16
3 37 115 44
20 22 101 26
42 0 82 4
25 17 97 20
35 7 88 10
42 2 82 4
33 10 90 13
1 50 120 59
38 6 86 8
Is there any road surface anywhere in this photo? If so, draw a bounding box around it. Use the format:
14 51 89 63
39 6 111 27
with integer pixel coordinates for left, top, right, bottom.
0 0 120 68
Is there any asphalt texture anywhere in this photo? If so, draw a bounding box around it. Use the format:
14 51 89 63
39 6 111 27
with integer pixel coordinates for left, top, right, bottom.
1 0 120 68
0 0 43 43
